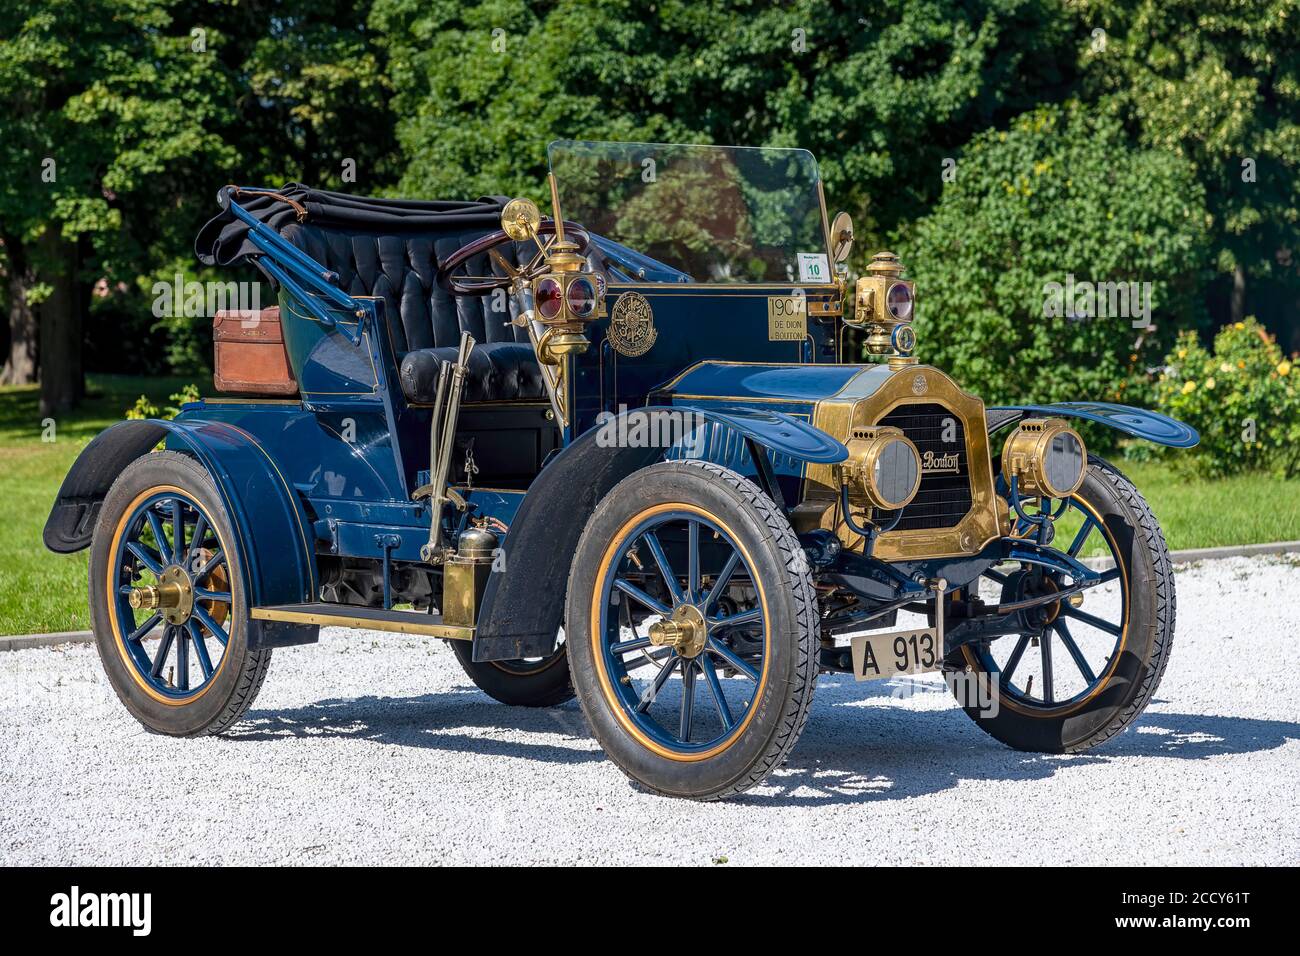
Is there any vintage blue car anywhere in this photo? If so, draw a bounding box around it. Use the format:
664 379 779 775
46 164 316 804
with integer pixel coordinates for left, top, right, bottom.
45 141 1197 799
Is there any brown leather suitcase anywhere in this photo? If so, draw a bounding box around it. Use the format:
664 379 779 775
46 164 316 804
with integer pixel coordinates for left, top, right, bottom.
212 307 298 395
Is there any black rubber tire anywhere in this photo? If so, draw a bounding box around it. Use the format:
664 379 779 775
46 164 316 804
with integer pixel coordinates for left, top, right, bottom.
952 455 1175 752
88 451 272 736
451 640 574 707
565 459 818 800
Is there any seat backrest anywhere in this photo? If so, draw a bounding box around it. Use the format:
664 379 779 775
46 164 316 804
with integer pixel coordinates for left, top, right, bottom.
281 223 534 357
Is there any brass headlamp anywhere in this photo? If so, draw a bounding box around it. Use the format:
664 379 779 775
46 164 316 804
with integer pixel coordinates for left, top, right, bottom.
1001 418 1087 499
836 425 922 511
848 251 916 368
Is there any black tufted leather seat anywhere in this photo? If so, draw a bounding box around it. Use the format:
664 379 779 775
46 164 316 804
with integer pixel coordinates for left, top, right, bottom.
281 222 548 404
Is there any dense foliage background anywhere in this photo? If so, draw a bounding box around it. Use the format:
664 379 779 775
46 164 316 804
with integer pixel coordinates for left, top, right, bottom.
2 0 1297 466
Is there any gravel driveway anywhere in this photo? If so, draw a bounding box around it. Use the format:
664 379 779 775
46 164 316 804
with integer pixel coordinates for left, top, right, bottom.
3 554 1298 866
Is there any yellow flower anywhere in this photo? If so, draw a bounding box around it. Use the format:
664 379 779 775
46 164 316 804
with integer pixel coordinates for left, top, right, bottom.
1235 322 1245 330
1177 348 1187 359
1205 378 1216 390
1279 361 1292 377
1220 362 1234 373
1182 380 1196 394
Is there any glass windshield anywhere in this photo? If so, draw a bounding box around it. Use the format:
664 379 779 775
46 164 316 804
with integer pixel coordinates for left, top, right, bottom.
548 140 831 284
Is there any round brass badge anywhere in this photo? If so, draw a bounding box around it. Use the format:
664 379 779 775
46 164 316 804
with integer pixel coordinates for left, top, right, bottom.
608 292 658 357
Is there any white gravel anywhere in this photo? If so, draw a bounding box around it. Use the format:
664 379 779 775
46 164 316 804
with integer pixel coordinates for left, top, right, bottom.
3 554 1299 866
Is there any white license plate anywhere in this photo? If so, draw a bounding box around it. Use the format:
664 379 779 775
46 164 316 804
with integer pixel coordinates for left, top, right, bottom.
850 627 944 682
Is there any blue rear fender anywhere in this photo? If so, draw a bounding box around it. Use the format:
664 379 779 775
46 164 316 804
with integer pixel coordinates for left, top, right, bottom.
44 418 317 613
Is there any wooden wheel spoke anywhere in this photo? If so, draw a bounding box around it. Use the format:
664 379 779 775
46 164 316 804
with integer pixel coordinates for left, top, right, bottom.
1001 634 1030 684
706 638 759 682
127 541 164 576
1064 606 1122 637
1055 619 1095 684
150 627 175 678
699 654 735 731
636 656 678 712
187 621 214 679
702 550 740 614
1040 628 1054 703
192 605 229 647
642 530 686 606
613 578 671 617
679 660 697 741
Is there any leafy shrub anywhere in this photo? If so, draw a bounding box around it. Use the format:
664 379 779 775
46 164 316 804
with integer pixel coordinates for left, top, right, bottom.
125 384 201 422
1154 319 1300 477
902 101 1212 440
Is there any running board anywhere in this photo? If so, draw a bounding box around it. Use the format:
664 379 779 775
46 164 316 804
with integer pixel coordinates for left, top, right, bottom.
251 603 473 640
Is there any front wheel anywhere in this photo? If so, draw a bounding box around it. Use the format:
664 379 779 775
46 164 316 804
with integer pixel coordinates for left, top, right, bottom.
950 455 1175 752
565 460 819 800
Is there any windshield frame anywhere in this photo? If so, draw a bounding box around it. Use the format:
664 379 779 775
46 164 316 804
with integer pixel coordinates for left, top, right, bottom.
548 139 836 288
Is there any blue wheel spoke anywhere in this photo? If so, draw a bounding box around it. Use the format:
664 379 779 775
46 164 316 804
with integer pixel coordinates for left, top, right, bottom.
170 498 184 563
686 520 701 601
636 656 678 712
610 635 652 655
702 550 740 614
194 588 232 604
699 654 734 731
194 549 225 582
1064 606 1122 637
145 510 171 563
613 578 671 617
642 530 686 606
1054 619 1095 684
150 627 175 679
176 625 190 690
1097 567 1121 585
1040 628 1054 703
185 514 208 567
1068 515 1096 557
126 541 164 575
1001 634 1030 683
187 621 214 680
127 612 161 643
679 660 696 741
709 607 762 632
706 638 759 682
192 605 230 647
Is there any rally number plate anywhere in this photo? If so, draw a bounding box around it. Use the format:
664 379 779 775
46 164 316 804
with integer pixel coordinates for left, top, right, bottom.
850 627 944 682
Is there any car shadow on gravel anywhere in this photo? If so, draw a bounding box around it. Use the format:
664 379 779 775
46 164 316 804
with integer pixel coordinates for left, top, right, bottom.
734 676 1300 806
227 685 603 765
225 677 1300 805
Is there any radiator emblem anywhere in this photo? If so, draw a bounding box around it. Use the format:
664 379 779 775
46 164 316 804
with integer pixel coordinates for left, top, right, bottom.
920 449 961 474
609 292 657 357
911 373 928 395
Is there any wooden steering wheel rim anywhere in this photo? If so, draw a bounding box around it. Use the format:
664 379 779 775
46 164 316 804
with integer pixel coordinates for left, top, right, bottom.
436 218 591 296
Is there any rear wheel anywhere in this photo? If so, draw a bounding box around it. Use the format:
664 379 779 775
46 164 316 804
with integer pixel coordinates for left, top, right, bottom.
451 637 573 707
951 455 1174 752
89 451 271 736
566 460 818 800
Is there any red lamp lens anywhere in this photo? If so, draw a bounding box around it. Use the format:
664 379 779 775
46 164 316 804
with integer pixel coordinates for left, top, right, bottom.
566 277 597 317
887 282 913 320
535 277 563 320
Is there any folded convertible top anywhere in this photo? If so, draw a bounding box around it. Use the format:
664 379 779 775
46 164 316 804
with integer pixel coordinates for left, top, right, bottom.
195 184 507 267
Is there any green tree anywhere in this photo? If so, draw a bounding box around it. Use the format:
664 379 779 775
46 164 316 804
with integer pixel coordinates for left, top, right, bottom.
373 0 1077 253
1072 0 1300 340
0 0 234 413
902 102 1212 414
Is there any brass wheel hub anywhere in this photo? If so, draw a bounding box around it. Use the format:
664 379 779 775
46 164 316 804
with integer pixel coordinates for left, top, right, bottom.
648 604 708 659
128 565 195 626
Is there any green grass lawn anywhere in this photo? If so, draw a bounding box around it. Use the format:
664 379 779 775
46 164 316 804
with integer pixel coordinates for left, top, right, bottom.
1 376 1298 635
0 374 194 635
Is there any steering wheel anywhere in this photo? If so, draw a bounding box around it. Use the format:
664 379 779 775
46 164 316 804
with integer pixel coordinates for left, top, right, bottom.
437 218 591 296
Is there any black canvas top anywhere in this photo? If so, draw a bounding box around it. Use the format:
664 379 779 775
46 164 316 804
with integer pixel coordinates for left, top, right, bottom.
195 183 507 267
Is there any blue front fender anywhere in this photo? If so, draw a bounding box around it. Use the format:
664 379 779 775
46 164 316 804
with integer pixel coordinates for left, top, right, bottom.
44 418 317 609
988 401 1199 448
